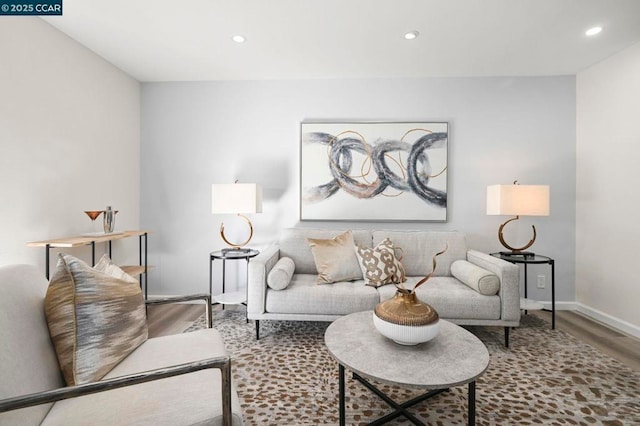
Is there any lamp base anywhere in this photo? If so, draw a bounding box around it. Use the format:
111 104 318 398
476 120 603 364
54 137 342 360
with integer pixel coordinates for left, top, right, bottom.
221 247 253 254
219 213 254 250
499 251 536 258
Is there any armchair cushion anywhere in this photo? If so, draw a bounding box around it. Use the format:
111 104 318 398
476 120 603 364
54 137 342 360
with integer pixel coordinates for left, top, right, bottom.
40 329 243 426
44 254 148 386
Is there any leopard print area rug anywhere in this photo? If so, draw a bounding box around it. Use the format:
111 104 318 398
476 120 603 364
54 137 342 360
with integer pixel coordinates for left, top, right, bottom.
186 312 639 425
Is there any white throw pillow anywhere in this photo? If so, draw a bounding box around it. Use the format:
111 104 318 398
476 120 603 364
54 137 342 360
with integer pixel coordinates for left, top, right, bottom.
450 260 500 296
267 257 296 290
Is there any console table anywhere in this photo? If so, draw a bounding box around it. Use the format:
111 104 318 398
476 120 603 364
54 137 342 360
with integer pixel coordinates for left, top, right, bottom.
491 252 555 329
27 230 151 299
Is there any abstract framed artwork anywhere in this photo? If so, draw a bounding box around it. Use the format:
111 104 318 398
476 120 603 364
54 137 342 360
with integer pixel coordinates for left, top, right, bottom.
300 121 448 222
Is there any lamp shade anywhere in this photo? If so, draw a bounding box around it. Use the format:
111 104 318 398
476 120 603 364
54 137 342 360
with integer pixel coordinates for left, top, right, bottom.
486 185 549 216
212 183 263 214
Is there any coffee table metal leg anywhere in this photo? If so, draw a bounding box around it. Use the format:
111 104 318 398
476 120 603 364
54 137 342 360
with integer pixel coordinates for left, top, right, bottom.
468 381 475 426
353 373 431 426
339 364 345 426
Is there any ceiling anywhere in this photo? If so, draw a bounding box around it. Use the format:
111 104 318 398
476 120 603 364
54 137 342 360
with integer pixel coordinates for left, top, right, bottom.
43 0 640 82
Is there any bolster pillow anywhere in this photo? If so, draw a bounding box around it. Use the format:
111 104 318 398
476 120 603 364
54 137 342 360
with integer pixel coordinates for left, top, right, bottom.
267 257 296 290
450 260 500 296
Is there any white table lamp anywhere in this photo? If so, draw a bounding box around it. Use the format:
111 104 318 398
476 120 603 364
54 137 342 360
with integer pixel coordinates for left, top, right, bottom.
212 182 262 251
486 181 549 255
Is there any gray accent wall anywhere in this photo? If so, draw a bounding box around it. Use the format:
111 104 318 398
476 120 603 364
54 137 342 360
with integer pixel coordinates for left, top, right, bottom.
141 77 575 302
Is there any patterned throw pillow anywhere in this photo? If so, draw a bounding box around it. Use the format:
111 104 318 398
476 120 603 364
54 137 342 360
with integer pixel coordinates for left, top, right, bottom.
307 230 363 284
44 253 148 386
354 238 407 287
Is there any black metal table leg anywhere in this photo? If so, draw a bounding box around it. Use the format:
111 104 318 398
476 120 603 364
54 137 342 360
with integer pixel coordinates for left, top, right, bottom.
143 232 148 300
468 381 475 426
45 244 50 279
551 259 556 329
523 263 528 315
209 254 213 306
221 258 226 310
339 364 345 426
245 258 250 323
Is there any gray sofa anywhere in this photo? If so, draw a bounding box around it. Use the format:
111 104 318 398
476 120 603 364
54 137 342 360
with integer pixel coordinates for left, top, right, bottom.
0 264 243 426
247 229 521 346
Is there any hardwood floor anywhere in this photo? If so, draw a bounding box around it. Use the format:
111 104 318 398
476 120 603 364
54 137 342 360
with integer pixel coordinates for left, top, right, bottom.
532 310 640 371
147 303 242 337
146 303 205 337
147 304 640 372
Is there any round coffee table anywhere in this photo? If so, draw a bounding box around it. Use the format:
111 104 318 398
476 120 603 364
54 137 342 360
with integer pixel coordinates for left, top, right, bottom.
325 311 490 425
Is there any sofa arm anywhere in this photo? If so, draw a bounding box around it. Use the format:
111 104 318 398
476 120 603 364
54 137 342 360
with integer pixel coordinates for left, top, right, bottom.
0 356 233 426
247 244 280 317
145 294 212 328
466 250 520 322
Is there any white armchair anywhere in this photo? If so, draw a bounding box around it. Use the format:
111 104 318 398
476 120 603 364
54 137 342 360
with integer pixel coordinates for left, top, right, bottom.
0 264 243 426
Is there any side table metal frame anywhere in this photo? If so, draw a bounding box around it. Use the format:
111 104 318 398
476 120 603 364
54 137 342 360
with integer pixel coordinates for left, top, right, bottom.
209 249 259 321
491 253 555 329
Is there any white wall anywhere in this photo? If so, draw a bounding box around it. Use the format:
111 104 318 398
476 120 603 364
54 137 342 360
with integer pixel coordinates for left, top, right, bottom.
576 41 640 335
0 18 141 272
142 77 576 301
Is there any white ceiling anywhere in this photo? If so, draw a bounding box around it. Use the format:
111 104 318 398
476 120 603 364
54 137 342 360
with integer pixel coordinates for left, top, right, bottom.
43 0 640 82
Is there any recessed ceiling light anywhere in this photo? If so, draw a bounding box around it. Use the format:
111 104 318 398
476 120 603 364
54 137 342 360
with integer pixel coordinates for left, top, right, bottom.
404 31 420 40
585 26 602 36
232 35 246 43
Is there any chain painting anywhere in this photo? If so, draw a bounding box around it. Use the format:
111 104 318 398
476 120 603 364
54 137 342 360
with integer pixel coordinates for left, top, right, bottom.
300 121 448 221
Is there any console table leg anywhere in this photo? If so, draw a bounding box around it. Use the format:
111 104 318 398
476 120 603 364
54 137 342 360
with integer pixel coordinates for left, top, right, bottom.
468 381 475 426
45 244 50 279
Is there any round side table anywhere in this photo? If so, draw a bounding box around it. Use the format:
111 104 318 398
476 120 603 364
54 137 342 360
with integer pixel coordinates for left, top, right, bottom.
209 249 259 320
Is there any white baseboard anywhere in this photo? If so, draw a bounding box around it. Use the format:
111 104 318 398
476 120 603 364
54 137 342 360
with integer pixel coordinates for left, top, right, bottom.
538 301 576 311
573 303 640 340
535 300 640 339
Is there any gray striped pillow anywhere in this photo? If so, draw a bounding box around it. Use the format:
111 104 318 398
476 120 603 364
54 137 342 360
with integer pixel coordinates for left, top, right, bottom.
44 253 148 386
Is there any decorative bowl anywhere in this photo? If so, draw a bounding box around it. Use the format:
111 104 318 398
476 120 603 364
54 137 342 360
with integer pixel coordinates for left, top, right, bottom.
373 289 440 345
373 312 440 345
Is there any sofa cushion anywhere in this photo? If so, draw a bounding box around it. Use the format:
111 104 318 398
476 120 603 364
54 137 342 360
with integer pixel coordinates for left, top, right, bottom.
44 254 148 386
279 228 372 274
451 260 500 296
41 329 243 426
372 231 467 276
265 274 379 315
354 238 406 287
267 257 295 290
307 230 362 283
377 276 501 320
